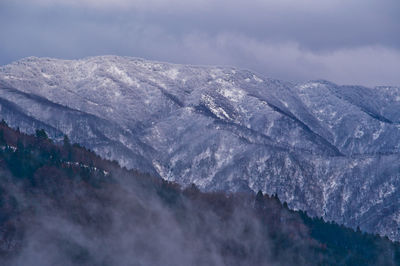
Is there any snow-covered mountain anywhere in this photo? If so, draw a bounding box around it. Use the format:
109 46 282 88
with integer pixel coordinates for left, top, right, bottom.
1 55 400 240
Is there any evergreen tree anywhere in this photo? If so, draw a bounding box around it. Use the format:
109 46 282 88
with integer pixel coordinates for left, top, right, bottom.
63 135 71 147
35 129 48 140
255 190 264 209
0 130 5 146
63 134 73 160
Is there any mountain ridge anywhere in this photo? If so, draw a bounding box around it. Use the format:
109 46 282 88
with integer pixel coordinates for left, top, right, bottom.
1 55 400 241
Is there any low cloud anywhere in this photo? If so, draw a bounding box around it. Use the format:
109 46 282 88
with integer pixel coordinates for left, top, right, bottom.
0 0 399 87
187 34 400 87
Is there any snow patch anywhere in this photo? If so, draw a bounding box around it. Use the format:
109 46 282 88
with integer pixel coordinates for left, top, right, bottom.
163 68 179 80
379 182 395 199
214 145 234 169
219 87 245 103
41 72 51 79
354 126 364 138
109 65 134 86
201 94 232 120
298 82 320 91
153 160 166 178
253 75 263 83
373 122 384 140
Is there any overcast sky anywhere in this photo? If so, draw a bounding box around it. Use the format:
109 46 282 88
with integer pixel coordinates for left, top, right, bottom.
0 0 399 87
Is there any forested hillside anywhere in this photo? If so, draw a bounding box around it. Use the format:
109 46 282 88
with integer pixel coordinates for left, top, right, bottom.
0 121 398 265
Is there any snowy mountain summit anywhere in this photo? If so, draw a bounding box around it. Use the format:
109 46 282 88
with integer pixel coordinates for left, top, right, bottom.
1 55 400 240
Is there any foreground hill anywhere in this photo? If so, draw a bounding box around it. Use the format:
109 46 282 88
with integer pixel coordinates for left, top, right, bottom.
1 56 400 241
0 122 399 265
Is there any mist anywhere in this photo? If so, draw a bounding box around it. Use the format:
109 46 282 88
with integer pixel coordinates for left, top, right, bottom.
0 168 299 266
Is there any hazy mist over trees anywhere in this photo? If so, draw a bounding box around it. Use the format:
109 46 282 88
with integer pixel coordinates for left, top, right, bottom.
0 123 398 265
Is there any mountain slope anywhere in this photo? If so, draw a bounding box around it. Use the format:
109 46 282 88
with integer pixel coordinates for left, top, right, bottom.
1 56 400 241
0 122 399 266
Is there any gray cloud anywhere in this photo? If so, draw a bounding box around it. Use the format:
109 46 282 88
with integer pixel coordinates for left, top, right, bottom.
0 0 399 87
